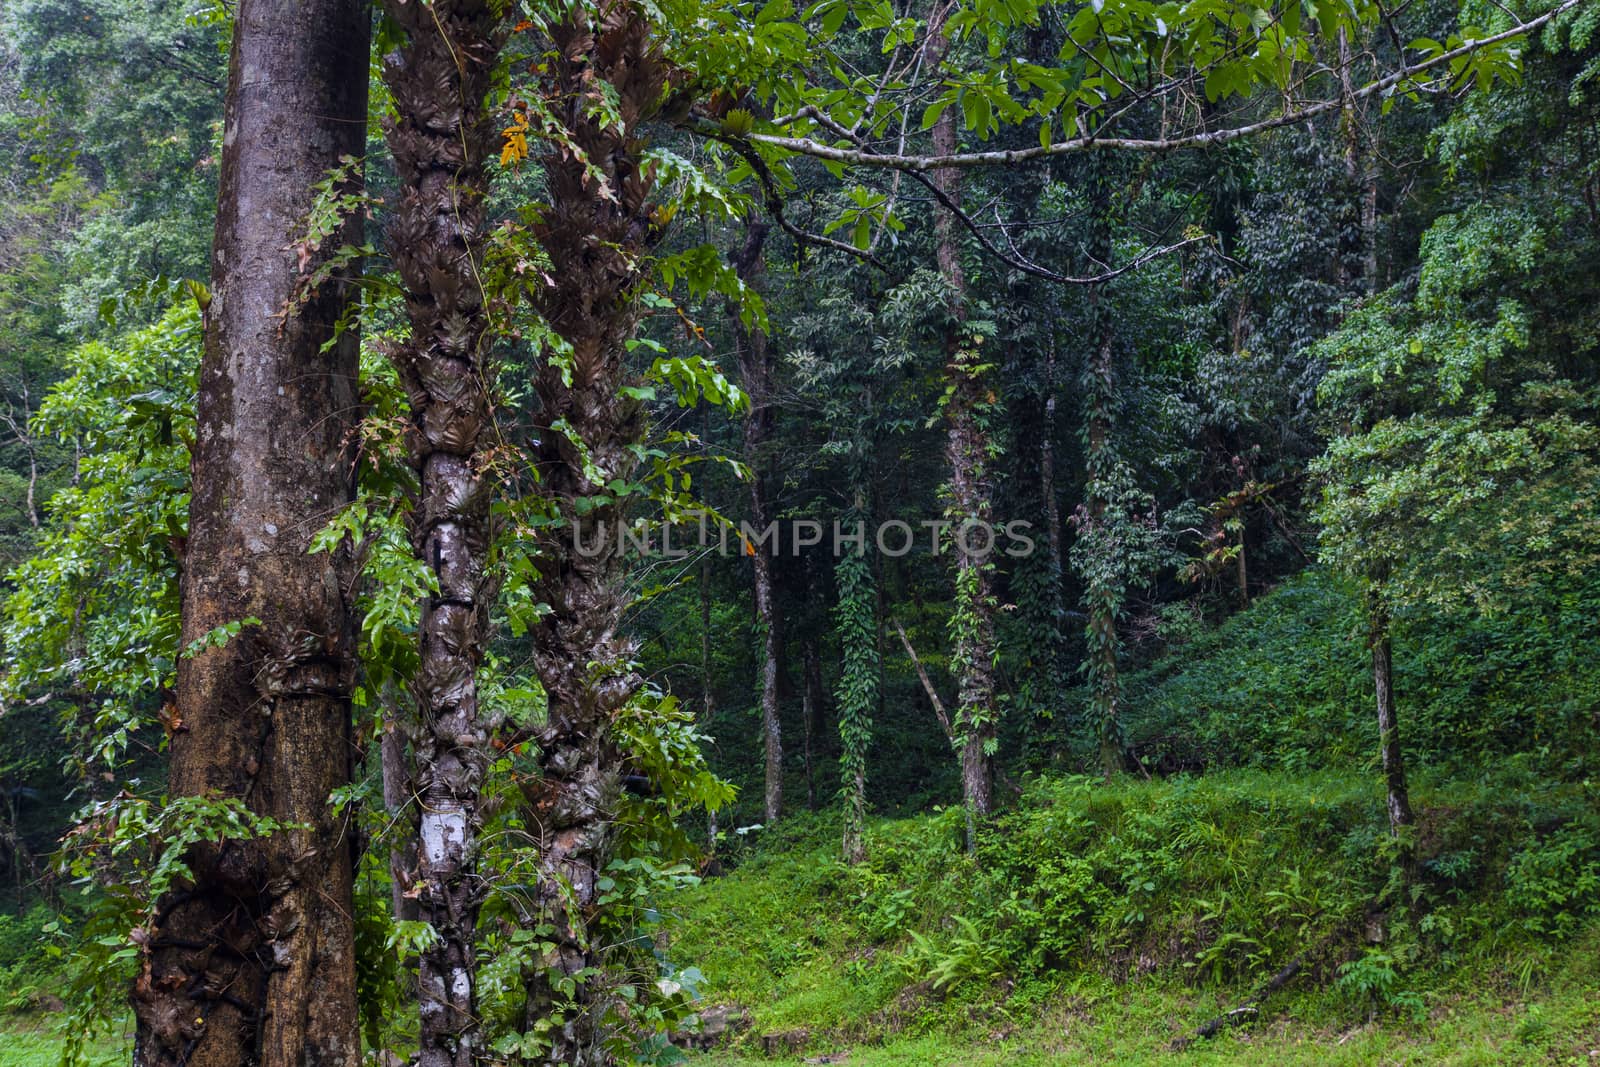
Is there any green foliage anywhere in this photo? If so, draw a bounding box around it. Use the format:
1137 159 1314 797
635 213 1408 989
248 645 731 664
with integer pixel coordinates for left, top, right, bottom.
902 914 1006 992
1502 822 1600 937
1313 197 1600 613
51 793 290 1065
0 304 197 772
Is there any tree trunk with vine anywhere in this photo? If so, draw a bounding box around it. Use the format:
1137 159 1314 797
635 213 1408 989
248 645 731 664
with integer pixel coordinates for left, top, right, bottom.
519 6 666 1058
730 218 783 825
1080 159 1125 782
833 534 877 865
380 1 506 1063
925 12 997 840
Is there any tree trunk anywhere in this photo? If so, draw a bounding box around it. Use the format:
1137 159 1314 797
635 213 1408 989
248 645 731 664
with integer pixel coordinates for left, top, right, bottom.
1085 324 1124 780
131 2 368 1064
1338 28 1381 293
1236 524 1249 605
520 7 667 1059
925 13 997 840
1081 159 1124 782
380 680 420 928
701 543 719 850
731 219 783 825
1367 584 1415 836
802 640 822 810
834 530 877 865
379 2 506 1064
1041 348 1062 577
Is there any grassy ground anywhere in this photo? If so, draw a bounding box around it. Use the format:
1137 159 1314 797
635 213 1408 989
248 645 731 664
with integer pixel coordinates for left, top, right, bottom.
664 770 1600 1066
0 1016 128 1067
3 770 1596 1065
691 973 1600 1066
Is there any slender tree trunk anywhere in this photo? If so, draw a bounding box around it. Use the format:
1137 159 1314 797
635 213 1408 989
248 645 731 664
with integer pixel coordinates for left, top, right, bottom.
731 219 783 825
380 3 506 1064
1041 349 1062 576
925 13 997 838
1338 29 1381 292
834 505 877 865
380 680 420 927
131 2 368 1064
802 640 822 810
1082 161 1124 781
520 7 666 1058
0 390 41 528
701 544 719 849
893 619 953 741
1367 583 1414 836
1236 524 1249 605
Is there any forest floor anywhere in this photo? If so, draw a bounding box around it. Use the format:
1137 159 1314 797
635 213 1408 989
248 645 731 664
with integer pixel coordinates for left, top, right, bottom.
3 771 1597 1065
664 772 1600 1067
0 1014 126 1067
686 982 1600 1065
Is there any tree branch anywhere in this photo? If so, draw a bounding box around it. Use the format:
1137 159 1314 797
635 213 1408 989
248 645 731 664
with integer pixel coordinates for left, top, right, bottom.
893 619 954 743
741 0 1587 170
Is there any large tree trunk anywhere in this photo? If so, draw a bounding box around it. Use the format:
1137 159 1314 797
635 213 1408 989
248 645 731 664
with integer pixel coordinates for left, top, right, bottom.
379 3 506 1064
925 13 997 840
131 3 369 1065
1367 584 1414 836
730 220 783 825
520 6 666 1059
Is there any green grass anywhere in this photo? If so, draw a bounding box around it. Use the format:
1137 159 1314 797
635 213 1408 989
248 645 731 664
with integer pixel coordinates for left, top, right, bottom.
663 770 1600 1065
0 1016 128 1067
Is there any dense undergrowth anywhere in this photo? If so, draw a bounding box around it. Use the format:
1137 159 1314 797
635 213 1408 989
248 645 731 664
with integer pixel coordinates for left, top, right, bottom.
664 572 1600 1062
665 767 1600 1062
1067 568 1600 778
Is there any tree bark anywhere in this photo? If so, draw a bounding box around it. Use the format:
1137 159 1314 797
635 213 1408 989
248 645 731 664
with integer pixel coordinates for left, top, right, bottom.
380 680 420 928
379 2 506 1064
131 2 368 1064
925 11 997 838
802 639 822 810
730 219 783 825
519 6 667 1059
1367 584 1415 836
1337 29 1381 293
1081 160 1125 782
